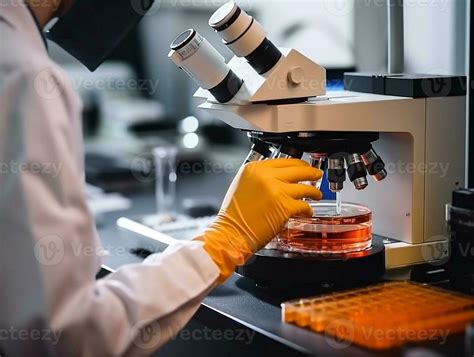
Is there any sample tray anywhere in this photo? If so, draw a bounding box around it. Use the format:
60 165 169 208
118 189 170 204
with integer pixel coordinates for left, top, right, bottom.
281 281 474 350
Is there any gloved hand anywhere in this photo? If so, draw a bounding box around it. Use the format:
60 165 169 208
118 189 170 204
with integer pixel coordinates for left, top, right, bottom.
194 159 322 283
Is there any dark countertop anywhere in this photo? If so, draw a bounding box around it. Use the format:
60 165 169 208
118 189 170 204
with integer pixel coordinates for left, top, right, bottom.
96 172 466 357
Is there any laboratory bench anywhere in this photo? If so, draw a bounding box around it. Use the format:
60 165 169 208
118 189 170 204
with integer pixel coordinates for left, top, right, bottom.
95 173 468 357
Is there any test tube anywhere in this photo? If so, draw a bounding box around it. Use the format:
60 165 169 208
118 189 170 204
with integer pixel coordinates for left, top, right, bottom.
154 146 178 221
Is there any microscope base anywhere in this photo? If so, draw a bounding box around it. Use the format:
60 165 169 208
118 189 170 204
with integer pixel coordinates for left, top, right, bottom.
235 244 385 290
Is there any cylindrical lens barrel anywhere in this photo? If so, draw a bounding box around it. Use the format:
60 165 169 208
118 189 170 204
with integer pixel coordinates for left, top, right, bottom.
328 157 346 192
244 139 272 164
209 2 282 74
168 29 243 103
361 147 388 182
345 153 369 190
307 154 327 190
276 146 304 159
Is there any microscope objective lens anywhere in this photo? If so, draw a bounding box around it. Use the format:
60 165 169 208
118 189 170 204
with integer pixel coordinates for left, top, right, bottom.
345 153 369 190
361 148 388 182
327 157 346 192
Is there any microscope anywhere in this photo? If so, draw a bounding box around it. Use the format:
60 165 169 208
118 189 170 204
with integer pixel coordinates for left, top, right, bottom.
169 2 467 289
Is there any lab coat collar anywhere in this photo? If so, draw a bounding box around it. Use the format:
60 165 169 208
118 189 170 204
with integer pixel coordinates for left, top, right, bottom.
1 0 48 53
25 2 48 50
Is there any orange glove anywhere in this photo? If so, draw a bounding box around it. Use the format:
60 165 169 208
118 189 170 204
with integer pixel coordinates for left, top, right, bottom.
194 159 322 283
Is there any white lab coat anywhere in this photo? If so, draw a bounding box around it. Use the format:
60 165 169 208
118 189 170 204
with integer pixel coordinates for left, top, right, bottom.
0 3 219 356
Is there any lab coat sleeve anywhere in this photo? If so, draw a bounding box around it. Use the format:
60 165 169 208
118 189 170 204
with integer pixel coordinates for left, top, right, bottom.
6 66 219 356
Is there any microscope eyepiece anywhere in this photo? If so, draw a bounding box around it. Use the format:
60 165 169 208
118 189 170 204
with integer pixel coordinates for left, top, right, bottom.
327 157 346 192
361 148 388 182
345 153 369 190
209 2 282 75
168 29 243 103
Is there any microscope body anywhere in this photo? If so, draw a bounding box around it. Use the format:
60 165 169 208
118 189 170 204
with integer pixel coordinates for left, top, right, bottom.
170 2 466 286
195 49 466 272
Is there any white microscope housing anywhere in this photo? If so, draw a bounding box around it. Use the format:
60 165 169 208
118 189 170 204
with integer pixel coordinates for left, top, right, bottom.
170 1 467 286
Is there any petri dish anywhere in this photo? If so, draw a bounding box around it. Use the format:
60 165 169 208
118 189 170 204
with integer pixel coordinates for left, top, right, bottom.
277 201 372 254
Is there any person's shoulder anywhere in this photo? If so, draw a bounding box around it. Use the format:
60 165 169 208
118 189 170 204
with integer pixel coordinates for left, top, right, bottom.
0 21 74 95
1 51 80 116
0 19 48 68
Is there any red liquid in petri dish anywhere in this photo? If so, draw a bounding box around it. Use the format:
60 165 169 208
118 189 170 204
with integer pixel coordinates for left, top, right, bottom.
277 202 372 254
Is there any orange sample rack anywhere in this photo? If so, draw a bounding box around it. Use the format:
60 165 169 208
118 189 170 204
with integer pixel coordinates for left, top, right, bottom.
281 281 474 350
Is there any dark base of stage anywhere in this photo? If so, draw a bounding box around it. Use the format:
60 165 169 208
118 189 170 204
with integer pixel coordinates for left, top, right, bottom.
235 244 385 291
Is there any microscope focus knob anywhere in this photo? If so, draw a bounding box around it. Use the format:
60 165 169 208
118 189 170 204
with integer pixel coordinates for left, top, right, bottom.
287 66 305 85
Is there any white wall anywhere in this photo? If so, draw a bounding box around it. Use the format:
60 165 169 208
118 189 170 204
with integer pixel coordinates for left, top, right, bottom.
254 0 355 68
404 0 467 75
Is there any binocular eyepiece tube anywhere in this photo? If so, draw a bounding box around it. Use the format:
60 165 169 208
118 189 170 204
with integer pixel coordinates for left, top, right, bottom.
169 2 285 103
168 29 243 103
209 2 283 75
